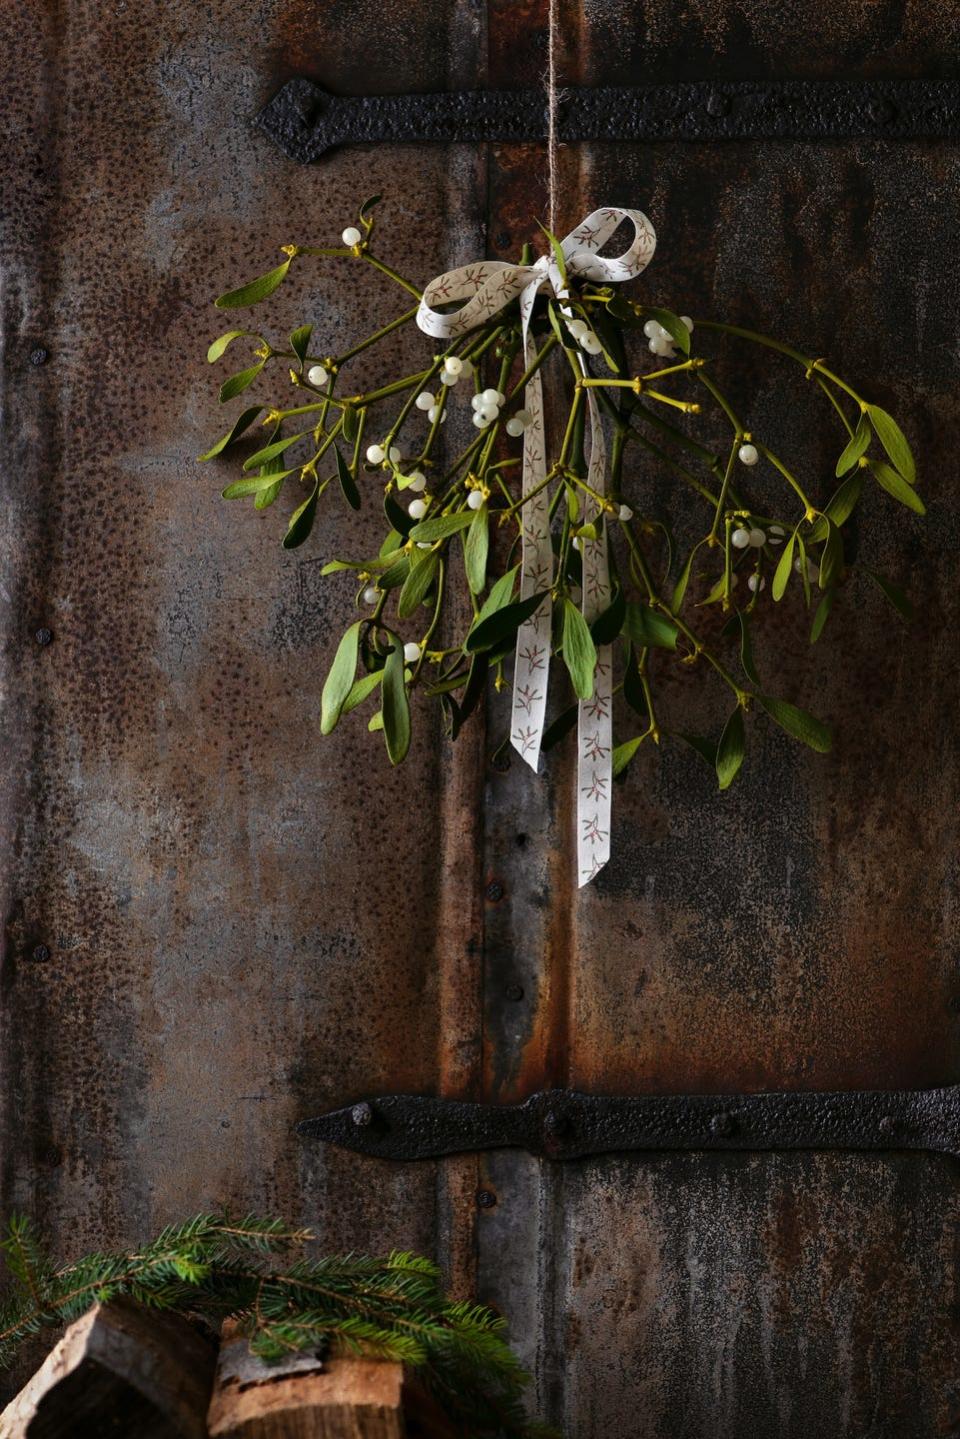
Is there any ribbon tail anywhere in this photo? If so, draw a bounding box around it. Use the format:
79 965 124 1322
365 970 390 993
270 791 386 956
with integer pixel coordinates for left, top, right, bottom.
576 386 613 886
510 357 552 772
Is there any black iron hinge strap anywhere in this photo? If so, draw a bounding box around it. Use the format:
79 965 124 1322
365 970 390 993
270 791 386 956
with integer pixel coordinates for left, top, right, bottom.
260 79 960 163
298 1086 960 1163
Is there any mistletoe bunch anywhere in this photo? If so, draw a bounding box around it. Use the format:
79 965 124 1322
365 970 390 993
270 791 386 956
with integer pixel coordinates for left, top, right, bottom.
0 1212 552 1437
200 198 922 788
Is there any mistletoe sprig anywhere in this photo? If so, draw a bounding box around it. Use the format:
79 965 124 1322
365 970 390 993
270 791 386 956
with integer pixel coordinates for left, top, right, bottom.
0 1212 553 1438
200 197 923 789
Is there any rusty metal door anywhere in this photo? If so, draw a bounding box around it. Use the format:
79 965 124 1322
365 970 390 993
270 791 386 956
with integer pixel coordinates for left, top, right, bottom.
1 1 958 1434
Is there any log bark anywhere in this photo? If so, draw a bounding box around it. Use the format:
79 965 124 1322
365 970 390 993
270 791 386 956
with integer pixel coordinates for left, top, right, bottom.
0 1300 216 1438
206 1344 406 1439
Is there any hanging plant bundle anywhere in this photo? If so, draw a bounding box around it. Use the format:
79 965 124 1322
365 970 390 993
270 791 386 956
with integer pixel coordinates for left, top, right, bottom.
201 199 922 884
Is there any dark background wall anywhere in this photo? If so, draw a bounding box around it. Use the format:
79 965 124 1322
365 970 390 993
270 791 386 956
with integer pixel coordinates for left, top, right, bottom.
1 3 957 1434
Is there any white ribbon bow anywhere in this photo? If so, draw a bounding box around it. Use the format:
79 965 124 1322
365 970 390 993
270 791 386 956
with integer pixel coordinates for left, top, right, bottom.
417 208 657 885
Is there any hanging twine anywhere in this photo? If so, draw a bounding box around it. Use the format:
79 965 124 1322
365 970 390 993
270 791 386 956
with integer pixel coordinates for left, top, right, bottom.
546 0 559 232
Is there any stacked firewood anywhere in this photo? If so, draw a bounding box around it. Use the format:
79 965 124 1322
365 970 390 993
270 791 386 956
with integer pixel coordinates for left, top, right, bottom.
0 1303 455 1438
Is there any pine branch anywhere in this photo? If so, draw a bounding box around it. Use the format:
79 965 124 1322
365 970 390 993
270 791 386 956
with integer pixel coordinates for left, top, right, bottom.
0 1212 556 1439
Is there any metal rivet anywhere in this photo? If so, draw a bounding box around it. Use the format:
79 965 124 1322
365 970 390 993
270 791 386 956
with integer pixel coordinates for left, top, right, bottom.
485 880 504 903
505 983 524 1002
32 944 50 963
709 1112 737 1138
476 1189 497 1209
544 1109 571 1138
706 91 730 118
29 346 50 367
351 1102 373 1128
34 627 53 647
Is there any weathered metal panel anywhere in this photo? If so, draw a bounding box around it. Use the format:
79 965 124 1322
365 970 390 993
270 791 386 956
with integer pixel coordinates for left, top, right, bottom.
3 0 959 1432
475 2 960 1434
0 0 487 1385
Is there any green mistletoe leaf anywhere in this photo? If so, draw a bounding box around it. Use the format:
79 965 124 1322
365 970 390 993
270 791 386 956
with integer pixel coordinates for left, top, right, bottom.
465 590 547 654
335 447 361 511
867 404 915 484
622 602 678 650
810 588 835 644
222 469 296 499
541 702 578 752
835 415 870 476
243 430 311 472
219 360 265 404
290 324 313 367
675 731 718 769
382 640 411 765
397 550 439 618
612 735 645 778
759 695 832 753
590 586 625 646
772 531 796 601
463 505 489 595
861 565 913 621
197 405 264 461
320 622 362 735
560 598 597 700
867 458 926 515
207 330 256 363
215 259 291 310
716 706 746 790
282 477 320 549
410 512 475 542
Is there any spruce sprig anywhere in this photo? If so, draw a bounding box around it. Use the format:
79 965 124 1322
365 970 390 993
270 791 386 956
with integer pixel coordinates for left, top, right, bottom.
0 1213 554 1438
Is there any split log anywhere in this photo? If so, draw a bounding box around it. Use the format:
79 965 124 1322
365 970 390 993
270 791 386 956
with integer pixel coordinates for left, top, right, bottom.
0 1299 216 1438
206 1328 457 1438
206 1337 404 1439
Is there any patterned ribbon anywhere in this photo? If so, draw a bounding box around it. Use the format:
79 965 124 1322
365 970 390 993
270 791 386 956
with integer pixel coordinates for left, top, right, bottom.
416 208 657 884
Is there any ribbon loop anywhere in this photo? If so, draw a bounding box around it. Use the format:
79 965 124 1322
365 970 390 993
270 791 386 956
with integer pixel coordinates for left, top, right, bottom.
416 209 656 884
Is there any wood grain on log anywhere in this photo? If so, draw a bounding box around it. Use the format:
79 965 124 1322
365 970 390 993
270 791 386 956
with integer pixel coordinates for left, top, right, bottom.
0 1300 215 1438
207 1352 406 1439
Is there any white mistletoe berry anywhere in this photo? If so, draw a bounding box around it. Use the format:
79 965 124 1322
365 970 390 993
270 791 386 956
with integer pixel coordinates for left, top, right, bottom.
440 369 459 386
748 573 766 593
362 585 378 606
748 528 766 547
403 642 421 663
427 405 446 424
306 364 327 386
581 333 602 355
443 356 463 378
416 391 435 411
406 471 426 493
388 446 403 464
618 504 634 522
366 443 385 464
505 417 524 437
467 489 485 510
731 527 751 549
408 497 428 519
341 226 362 247
738 442 759 466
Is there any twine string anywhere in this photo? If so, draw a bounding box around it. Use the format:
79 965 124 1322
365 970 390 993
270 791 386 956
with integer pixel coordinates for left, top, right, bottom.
546 0 558 233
